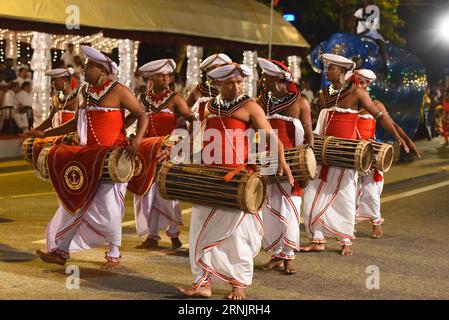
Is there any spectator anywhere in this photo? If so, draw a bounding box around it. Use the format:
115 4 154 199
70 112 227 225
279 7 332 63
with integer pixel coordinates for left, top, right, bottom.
17 81 34 128
15 67 32 86
60 43 75 67
300 79 314 103
2 82 28 132
2 59 17 83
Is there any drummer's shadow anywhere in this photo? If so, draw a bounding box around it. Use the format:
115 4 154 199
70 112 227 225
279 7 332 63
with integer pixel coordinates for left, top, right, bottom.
48 266 178 296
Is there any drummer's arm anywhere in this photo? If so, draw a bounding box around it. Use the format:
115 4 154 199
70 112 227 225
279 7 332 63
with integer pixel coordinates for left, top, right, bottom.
298 97 314 147
173 95 198 134
185 86 198 108
34 105 57 131
119 86 148 144
249 103 294 186
377 101 420 158
42 118 77 137
357 88 410 154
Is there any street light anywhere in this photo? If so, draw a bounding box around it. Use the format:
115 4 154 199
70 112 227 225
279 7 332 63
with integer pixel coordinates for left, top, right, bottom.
436 12 449 44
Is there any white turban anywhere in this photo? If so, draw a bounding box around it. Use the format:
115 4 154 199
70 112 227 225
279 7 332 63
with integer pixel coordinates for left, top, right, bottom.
81 45 118 74
207 63 252 81
345 69 377 82
257 57 292 81
139 59 176 77
200 53 232 72
44 68 75 78
320 53 356 70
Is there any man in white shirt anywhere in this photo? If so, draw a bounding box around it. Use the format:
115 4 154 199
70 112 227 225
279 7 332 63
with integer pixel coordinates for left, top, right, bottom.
15 67 32 87
17 81 34 128
2 82 29 132
60 43 75 67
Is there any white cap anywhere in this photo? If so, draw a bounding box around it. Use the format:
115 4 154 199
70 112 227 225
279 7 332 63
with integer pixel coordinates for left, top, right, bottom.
80 45 118 74
257 57 292 81
320 53 356 70
45 68 75 78
207 63 252 81
139 59 176 77
345 69 377 82
200 53 232 72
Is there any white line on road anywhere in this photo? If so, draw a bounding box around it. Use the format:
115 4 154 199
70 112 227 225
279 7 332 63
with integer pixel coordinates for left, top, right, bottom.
0 170 34 177
381 179 449 203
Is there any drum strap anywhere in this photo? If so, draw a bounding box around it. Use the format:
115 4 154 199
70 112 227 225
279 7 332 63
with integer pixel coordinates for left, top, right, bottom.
223 164 257 182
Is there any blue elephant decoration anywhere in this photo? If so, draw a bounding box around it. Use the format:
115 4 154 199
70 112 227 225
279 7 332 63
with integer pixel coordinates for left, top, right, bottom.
309 32 427 141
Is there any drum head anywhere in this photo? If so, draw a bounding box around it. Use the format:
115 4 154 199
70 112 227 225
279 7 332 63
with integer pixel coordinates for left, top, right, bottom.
110 148 135 182
242 173 266 214
356 142 373 172
21 137 35 163
302 146 317 180
36 145 51 181
377 144 394 172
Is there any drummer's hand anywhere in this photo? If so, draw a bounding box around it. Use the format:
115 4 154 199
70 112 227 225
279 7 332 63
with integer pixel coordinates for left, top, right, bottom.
125 137 140 160
18 130 44 145
406 139 421 160
156 146 172 163
277 160 295 187
397 137 410 155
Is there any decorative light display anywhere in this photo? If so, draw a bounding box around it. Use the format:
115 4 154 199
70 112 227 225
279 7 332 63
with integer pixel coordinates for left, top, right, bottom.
185 45 203 91
118 39 139 91
30 32 52 124
287 55 302 84
242 50 258 98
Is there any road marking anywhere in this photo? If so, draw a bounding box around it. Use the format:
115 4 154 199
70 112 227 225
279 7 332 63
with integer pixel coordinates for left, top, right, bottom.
0 192 55 200
32 208 193 244
382 179 449 203
0 170 34 177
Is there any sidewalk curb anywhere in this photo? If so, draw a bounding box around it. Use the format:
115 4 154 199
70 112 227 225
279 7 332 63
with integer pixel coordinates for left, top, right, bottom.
384 170 449 194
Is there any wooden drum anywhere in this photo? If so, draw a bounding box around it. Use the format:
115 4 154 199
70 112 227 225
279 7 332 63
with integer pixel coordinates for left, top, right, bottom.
157 162 267 214
101 147 135 183
257 145 317 182
313 134 373 172
36 146 134 183
371 141 394 172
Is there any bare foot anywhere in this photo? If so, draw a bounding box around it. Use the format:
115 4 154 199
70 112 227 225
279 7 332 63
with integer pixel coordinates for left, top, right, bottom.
262 257 284 270
35 249 67 266
227 287 246 300
340 245 353 256
282 259 296 275
171 237 183 249
300 243 325 252
101 253 121 270
372 224 383 238
177 284 212 298
135 238 158 249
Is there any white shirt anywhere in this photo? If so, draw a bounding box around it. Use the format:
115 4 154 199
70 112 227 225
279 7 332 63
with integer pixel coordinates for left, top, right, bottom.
301 89 314 103
2 90 18 108
17 90 34 107
61 51 75 67
15 76 32 87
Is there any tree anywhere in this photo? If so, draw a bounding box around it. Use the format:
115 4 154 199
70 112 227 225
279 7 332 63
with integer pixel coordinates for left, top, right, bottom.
256 0 410 46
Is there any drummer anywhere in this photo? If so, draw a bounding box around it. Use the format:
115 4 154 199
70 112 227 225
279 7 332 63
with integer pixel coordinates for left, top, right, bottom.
301 53 410 256
185 53 232 107
255 57 313 275
23 45 148 270
125 58 196 250
33 68 78 131
348 69 420 238
177 62 294 300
